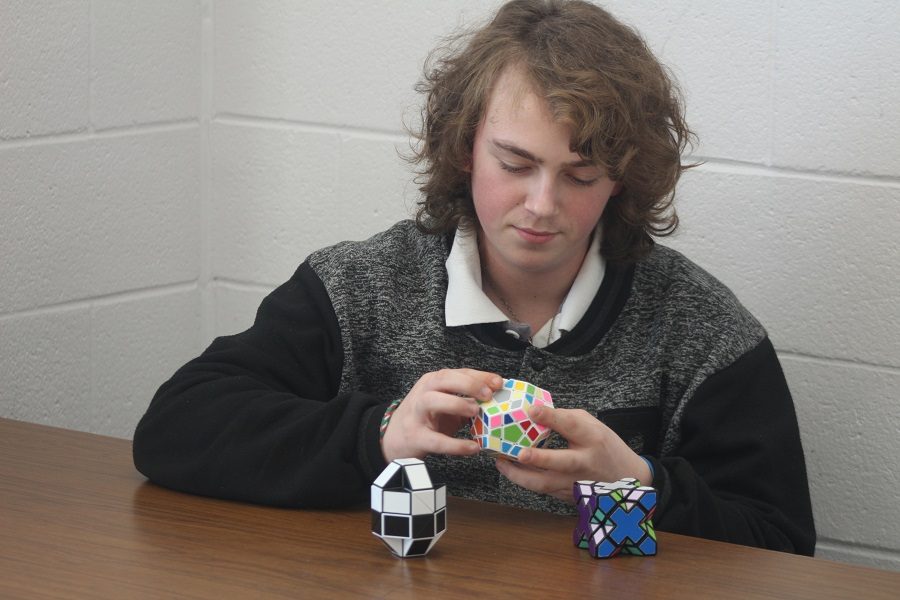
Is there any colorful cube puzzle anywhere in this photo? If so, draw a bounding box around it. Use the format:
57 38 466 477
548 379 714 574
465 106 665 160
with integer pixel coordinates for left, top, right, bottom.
371 458 447 558
470 378 554 460
573 478 657 558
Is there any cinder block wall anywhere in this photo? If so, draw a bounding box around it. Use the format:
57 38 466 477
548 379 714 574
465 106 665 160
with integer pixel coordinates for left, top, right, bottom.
2 0 898 572
0 0 204 438
603 1 900 571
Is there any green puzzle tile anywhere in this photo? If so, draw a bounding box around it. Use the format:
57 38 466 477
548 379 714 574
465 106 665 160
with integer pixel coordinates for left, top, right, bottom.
502 424 523 442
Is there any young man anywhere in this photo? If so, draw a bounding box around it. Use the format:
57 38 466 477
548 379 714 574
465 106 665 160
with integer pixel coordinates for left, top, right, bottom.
133 0 816 555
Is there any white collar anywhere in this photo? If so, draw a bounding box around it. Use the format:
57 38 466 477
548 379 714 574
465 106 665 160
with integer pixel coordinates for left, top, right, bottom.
444 225 605 347
444 226 509 327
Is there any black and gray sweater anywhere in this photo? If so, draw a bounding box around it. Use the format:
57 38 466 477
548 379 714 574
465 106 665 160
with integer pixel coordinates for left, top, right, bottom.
133 220 816 555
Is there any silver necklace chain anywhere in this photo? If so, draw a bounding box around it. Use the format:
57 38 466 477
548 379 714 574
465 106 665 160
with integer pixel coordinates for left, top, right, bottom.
483 275 556 346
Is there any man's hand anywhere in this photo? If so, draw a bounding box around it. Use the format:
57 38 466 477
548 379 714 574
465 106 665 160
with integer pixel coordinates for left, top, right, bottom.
381 368 503 462
494 404 652 503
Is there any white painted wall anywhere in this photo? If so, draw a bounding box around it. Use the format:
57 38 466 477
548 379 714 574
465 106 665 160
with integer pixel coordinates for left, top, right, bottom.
1 0 897 572
0 0 204 437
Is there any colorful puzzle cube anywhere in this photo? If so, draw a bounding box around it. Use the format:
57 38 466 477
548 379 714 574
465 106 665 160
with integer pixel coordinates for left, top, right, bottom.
573 478 657 558
371 458 447 558
470 378 554 460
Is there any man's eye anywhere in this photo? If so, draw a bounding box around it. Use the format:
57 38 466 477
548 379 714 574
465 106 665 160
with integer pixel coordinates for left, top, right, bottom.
569 174 598 186
499 162 529 174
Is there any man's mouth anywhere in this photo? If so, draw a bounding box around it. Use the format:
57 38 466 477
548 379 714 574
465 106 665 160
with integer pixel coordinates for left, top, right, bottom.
514 226 557 243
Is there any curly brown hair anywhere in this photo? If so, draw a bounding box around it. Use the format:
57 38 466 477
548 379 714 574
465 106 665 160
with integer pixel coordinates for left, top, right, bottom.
412 0 695 264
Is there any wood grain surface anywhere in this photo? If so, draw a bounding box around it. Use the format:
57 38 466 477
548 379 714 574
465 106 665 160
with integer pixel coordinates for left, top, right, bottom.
1 418 897 599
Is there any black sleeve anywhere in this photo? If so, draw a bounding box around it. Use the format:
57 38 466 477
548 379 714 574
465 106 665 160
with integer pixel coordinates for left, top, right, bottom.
132 262 390 507
650 337 817 556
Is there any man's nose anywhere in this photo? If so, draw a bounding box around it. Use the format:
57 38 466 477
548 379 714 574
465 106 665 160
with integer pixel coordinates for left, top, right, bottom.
523 174 558 217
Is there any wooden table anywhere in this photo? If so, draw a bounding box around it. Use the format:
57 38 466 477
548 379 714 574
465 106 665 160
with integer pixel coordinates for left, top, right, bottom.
1 418 897 599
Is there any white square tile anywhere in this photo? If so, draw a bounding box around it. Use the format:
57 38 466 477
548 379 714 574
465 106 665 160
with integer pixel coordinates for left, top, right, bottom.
373 462 401 489
410 490 435 515
383 490 410 515
404 464 433 490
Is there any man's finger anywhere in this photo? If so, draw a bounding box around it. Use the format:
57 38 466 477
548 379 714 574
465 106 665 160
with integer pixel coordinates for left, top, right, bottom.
424 431 480 456
527 405 595 443
422 391 480 418
517 445 574 471
495 457 559 495
430 369 503 402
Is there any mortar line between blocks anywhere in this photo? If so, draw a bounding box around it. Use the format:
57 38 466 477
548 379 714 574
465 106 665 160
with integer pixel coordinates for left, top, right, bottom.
768 0 776 169
213 113 407 142
0 120 201 150
211 278 277 295
817 536 900 556
692 157 900 188
0 282 200 322
777 351 900 375
199 0 215 345
88 0 95 135
815 539 900 570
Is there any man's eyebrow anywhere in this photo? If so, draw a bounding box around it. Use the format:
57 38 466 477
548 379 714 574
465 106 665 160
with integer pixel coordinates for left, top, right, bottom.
492 139 595 168
493 140 541 163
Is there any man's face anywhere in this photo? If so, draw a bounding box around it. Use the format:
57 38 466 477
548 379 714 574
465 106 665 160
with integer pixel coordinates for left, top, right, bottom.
470 66 620 283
